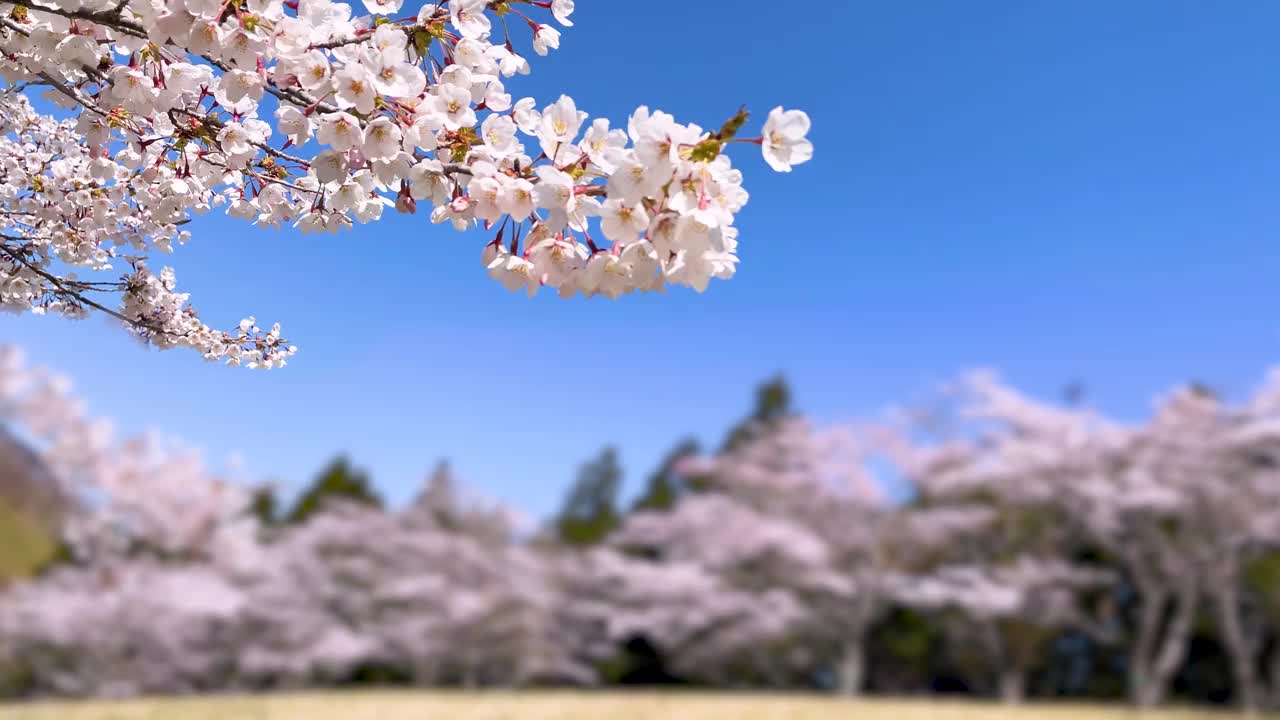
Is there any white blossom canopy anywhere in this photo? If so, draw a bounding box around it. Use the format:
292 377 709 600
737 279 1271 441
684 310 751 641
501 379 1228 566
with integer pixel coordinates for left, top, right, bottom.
0 0 813 368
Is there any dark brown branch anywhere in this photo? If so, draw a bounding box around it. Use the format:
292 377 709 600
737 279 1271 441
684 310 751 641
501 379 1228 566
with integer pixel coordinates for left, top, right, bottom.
5 0 148 38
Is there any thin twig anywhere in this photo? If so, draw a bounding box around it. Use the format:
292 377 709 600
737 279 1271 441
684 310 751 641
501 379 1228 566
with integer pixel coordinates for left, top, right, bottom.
0 242 140 328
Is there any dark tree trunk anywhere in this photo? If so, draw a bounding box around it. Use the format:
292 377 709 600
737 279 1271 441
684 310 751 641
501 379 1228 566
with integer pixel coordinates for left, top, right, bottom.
1214 581 1262 716
835 639 866 697
998 666 1027 705
1130 581 1198 709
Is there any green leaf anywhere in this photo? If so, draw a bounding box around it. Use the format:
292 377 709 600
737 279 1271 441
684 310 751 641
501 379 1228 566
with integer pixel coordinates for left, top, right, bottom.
716 106 750 141
689 138 723 163
413 30 432 59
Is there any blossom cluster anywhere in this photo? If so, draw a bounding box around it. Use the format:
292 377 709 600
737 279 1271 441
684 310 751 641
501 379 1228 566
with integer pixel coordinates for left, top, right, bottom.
0 96 296 367
0 0 813 367
4 347 1280 706
0 345 258 563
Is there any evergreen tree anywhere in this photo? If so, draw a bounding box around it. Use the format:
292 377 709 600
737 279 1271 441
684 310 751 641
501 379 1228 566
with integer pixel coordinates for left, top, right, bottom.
555 446 623 546
248 483 281 526
720 375 794 453
630 377 794 512
631 437 700 513
284 455 383 525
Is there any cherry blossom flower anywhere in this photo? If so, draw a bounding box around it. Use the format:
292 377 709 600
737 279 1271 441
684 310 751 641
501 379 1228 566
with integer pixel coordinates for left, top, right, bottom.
761 106 814 172
0 0 812 367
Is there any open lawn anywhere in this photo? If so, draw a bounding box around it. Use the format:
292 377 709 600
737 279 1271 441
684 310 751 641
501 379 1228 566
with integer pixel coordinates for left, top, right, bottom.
0 692 1272 720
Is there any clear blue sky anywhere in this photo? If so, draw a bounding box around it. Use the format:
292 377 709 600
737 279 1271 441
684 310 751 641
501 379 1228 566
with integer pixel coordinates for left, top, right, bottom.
5 1 1280 518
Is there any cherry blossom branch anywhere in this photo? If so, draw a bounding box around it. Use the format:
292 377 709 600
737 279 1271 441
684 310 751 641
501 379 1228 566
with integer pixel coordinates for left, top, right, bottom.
0 0 811 368
5 0 148 38
0 240 138 327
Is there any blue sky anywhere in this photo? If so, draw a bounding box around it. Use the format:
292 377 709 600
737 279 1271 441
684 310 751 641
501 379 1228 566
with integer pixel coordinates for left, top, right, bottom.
5 2 1280 519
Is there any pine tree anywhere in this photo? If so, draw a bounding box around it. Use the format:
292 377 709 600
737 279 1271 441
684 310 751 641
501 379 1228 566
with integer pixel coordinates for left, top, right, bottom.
284 455 383 525
248 483 281 526
631 437 701 513
720 375 794 453
554 447 623 546
632 377 795 511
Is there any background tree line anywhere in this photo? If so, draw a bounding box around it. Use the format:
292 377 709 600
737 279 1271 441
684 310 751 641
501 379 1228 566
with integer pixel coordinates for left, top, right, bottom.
1 372 1279 714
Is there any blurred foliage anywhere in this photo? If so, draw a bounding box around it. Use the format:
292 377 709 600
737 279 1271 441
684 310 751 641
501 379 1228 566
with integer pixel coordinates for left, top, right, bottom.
720 375 793 453
0 496 58 584
4 374 1278 710
866 607 944 694
249 484 281 526
631 437 700 513
597 637 684 686
1246 551 1280 622
284 456 383 525
554 447 622 547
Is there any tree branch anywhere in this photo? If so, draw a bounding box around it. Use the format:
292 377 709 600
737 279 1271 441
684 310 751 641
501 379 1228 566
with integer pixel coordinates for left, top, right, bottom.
5 0 148 38
0 241 139 328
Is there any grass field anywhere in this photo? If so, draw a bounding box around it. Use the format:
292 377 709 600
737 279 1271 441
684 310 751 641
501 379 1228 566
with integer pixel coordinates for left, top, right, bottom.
0 692 1272 720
